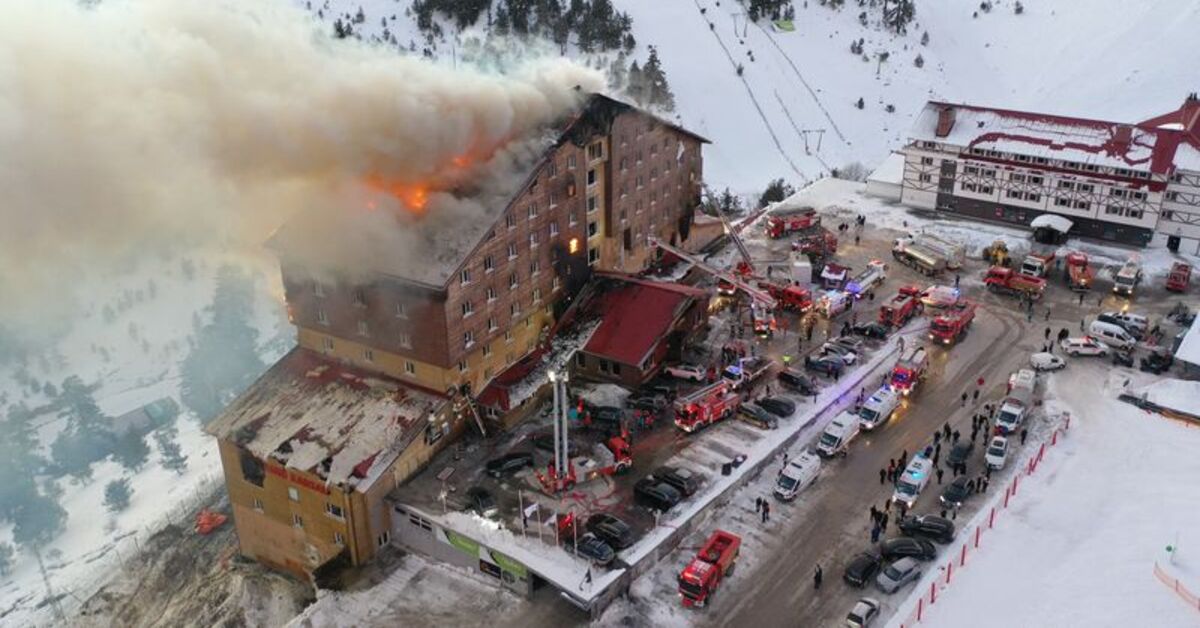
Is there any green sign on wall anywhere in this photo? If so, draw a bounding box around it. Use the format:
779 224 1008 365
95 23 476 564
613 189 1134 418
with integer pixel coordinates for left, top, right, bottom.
444 530 480 557
489 550 528 579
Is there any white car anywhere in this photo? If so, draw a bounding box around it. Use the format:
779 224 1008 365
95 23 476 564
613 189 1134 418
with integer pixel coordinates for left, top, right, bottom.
921 285 961 308
846 597 881 627
985 436 1009 470
1030 352 1065 372
664 364 706 382
821 342 858 365
1101 311 1149 335
1060 336 1109 357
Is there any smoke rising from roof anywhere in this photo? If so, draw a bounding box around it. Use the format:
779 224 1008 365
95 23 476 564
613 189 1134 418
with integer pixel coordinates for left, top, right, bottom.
0 0 603 335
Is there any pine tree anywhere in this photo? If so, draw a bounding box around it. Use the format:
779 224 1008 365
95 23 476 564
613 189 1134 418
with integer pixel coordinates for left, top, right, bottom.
921 31 930 46
856 97 865 109
11 492 66 549
914 54 924 68
627 60 646 104
52 376 116 480
643 46 676 111
104 479 132 513
154 428 189 475
113 430 151 472
0 543 13 576
758 178 796 208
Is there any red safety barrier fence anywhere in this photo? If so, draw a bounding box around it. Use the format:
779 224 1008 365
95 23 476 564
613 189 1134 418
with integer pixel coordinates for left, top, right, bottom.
1153 562 1200 612
898 413 1072 628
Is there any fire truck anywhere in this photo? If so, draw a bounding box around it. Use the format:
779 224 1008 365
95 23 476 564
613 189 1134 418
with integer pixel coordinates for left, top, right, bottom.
794 230 838 259
1065 251 1094 292
1167 261 1192 293
891 238 948 276
878 286 923 328
1019 251 1056 278
765 205 820 239
845 260 888 299
722 356 773 390
674 381 741 433
678 530 742 607
929 300 976 345
984 266 1046 300
536 434 633 493
649 238 780 338
890 346 929 395
821 263 849 290
759 281 812 312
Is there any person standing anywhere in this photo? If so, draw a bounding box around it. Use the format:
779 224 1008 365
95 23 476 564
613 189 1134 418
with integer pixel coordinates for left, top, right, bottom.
960 392 968 407
813 565 823 590
871 524 881 542
1020 427 1028 445
936 467 944 485
879 468 887 485
762 501 771 523
755 497 763 514
880 513 889 530
1078 292 1085 306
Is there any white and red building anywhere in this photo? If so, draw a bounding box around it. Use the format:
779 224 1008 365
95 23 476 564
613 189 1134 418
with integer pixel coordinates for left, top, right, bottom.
899 95 1200 249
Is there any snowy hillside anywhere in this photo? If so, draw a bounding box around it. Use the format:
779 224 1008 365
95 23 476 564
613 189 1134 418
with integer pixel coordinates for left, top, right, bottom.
300 0 1200 193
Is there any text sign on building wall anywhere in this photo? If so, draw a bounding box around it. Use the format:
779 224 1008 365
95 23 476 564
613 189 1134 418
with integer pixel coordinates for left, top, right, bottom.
267 464 330 495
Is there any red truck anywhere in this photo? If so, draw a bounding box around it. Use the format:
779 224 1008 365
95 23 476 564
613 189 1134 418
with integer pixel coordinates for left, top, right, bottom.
929 300 976 345
674 381 741 433
536 434 632 493
1065 252 1094 292
1019 251 1056 278
794 230 838 259
890 346 929 395
765 206 819 239
1167 261 1192 293
678 530 741 607
984 266 1046 300
878 286 923 328
759 281 813 313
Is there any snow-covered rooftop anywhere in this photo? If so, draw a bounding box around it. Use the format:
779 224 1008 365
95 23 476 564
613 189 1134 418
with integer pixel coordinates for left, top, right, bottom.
867 151 905 185
1173 312 1200 367
205 348 446 489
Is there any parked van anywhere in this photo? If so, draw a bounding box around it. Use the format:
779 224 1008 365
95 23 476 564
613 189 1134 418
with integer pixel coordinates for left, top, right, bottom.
818 290 852 317
892 456 933 508
858 387 901 431
774 451 822 501
1089 320 1136 350
1007 368 1036 397
816 412 861 458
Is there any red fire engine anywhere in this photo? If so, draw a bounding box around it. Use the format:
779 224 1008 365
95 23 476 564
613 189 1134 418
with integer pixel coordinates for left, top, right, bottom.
673 381 741 433
890 346 929 395
1065 252 1094 292
678 530 742 607
1167 261 1192 293
535 432 632 493
793 230 838 259
759 281 812 313
878 286 923 328
929 300 976 345
984 266 1046 300
765 206 819 239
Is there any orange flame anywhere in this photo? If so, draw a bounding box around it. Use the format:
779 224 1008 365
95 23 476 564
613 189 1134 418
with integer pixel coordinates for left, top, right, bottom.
364 174 429 215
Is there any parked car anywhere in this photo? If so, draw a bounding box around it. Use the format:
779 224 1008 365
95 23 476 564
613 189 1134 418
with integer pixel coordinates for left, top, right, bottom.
778 368 819 395
1097 312 1146 339
1030 352 1066 372
529 432 578 456
566 532 615 567
843 551 883 587
846 597 881 627
878 537 937 562
1112 349 1135 368
589 405 625 430
1060 336 1109 357
852 322 890 339
633 477 683 512
627 392 668 413
939 476 972 509
1141 350 1174 374
821 343 858 365
586 513 636 550
828 336 866 354
985 436 1009 470
757 396 797 417
465 486 499 519
738 403 779 430
653 466 705 497
875 557 922 594
898 515 956 544
805 354 845 376
947 441 974 468
664 364 707 382
485 451 534 478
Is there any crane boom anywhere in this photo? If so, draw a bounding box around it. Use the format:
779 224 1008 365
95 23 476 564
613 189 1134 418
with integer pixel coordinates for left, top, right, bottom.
648 237 778 308
716 207 756 272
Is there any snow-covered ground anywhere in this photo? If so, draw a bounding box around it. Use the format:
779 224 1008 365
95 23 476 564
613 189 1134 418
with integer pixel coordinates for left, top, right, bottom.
0 249 292 626
888 366 1200 628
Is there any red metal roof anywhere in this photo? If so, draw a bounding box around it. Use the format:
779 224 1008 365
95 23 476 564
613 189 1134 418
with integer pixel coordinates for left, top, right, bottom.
583 282 696 367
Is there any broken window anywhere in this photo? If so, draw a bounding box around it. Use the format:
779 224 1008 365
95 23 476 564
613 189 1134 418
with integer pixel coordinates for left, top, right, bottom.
239 449 265 487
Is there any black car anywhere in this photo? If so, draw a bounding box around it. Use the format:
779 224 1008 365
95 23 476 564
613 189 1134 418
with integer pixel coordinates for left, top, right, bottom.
737 403 779 430
939 476 972 509
778 368 819 395
589 405 625 430
586 513 636 550
879 537 937 562
852 322 890 339
804 354 844 376
634 477 683 511
898 515 956 544
627 392 669 413
653 466 705 497
567 532 615 567
1096 313 1144 339
842 551 882 587
947 441 974 467
465 486 499 519
1112 349 1135 368
757 396 797 417
644 381 679 401
1140 351 1174 374
485 451 534 478
530 432 579 456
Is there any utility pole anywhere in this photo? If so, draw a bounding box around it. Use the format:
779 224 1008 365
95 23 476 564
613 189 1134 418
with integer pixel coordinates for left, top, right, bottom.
34 545 66 624
799 129 826 155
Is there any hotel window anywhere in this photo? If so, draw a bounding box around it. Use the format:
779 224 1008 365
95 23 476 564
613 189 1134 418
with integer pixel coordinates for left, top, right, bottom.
506 213 517 229
313 281 325 297
552 276 561 291
399 331 412 349
460 268 472 285
353 288 366 307
322 337 334 353
463 331 475 348
919 174 932 183
326 503 344 519
458 360 467 373
1073 200 1090 210
395 302 408 318
253 498 264 512
569 209 579 226
404 361 416 375
486 286 497 302
651 167 658 180
550 191 559 207
1078 184 1094 193
363 348 374 362
528 203 538 219
1057 180 1074 190
487 317 498 332
587 195 598 213
1166 192 1179 201
288 487 300 502
334 532 345 545
530 260 541 275
637 175 644 189
509 273 519 290
293 514 304 528
921 157 934 165
482 344 492 357
547 162 557 177
588 142 603 160
619 157 628 171
588 221 598 237
567 155 577 169
587 169 598 188
530 231 540 247
507 243 518 259
484 255 494 272
357 320 370 337
461 300 474 317
504 330 513 343
510 302 520 317
533 288 542 302
549 221 560 236
588 248 600 266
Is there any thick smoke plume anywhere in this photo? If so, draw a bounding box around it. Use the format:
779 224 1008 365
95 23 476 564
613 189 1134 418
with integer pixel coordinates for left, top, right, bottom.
0 0 603 336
